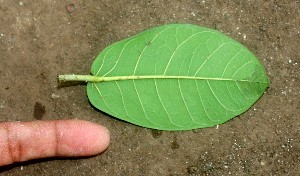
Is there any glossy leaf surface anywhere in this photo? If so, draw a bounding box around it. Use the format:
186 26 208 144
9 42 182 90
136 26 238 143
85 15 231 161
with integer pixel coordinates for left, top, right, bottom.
87 24 269 130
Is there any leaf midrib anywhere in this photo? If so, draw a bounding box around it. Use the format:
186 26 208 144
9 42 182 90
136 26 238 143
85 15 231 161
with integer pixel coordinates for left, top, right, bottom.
59 75 267 83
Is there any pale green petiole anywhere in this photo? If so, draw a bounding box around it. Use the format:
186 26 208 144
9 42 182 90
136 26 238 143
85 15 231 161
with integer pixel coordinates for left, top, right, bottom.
58 75 103 82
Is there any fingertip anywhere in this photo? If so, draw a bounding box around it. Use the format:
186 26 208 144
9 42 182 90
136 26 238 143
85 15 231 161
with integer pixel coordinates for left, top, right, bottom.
56 120 110 157
93 123 110 154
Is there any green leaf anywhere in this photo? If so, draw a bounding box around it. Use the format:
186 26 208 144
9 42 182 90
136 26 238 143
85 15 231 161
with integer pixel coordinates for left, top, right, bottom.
59 24 270 131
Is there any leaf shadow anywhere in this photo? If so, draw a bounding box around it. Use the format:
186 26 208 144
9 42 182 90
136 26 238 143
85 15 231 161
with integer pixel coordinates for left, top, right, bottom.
57 80 87 89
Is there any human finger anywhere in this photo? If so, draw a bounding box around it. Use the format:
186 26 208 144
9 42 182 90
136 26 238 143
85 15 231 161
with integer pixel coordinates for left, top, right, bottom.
0 119 110 166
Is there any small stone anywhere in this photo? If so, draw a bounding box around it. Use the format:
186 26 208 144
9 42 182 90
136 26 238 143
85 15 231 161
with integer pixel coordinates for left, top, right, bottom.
66 3 75 13
51 93 60 99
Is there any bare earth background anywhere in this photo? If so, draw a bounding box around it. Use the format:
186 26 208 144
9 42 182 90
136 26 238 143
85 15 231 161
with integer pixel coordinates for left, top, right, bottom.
0 0 299 175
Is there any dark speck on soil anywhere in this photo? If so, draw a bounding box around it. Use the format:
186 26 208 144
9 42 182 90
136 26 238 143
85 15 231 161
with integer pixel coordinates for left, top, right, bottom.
33 102 46 120
150 129 163 138
170 136 180 150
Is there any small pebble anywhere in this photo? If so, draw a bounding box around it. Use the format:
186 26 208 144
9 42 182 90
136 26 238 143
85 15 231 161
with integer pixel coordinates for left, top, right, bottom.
66 3 75 13
51 93 60 99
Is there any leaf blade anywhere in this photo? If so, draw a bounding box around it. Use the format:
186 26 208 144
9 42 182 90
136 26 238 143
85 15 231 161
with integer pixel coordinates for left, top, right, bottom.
87 24 269 130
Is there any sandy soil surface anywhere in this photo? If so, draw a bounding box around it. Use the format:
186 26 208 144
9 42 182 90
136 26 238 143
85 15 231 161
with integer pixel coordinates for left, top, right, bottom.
0 0 299 175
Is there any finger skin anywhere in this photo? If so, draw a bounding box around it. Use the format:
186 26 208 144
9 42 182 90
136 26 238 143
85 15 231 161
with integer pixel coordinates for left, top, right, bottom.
0 120 110 166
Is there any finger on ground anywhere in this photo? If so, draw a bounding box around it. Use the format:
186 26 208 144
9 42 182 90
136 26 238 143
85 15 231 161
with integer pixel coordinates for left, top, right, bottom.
0 119 110 166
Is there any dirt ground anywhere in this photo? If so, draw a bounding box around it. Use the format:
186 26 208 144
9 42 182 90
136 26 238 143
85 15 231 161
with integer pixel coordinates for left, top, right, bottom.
0 0 299 175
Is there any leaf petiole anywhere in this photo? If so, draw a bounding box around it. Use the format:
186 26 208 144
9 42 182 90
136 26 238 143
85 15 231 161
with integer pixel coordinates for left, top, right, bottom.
58 75 102 83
